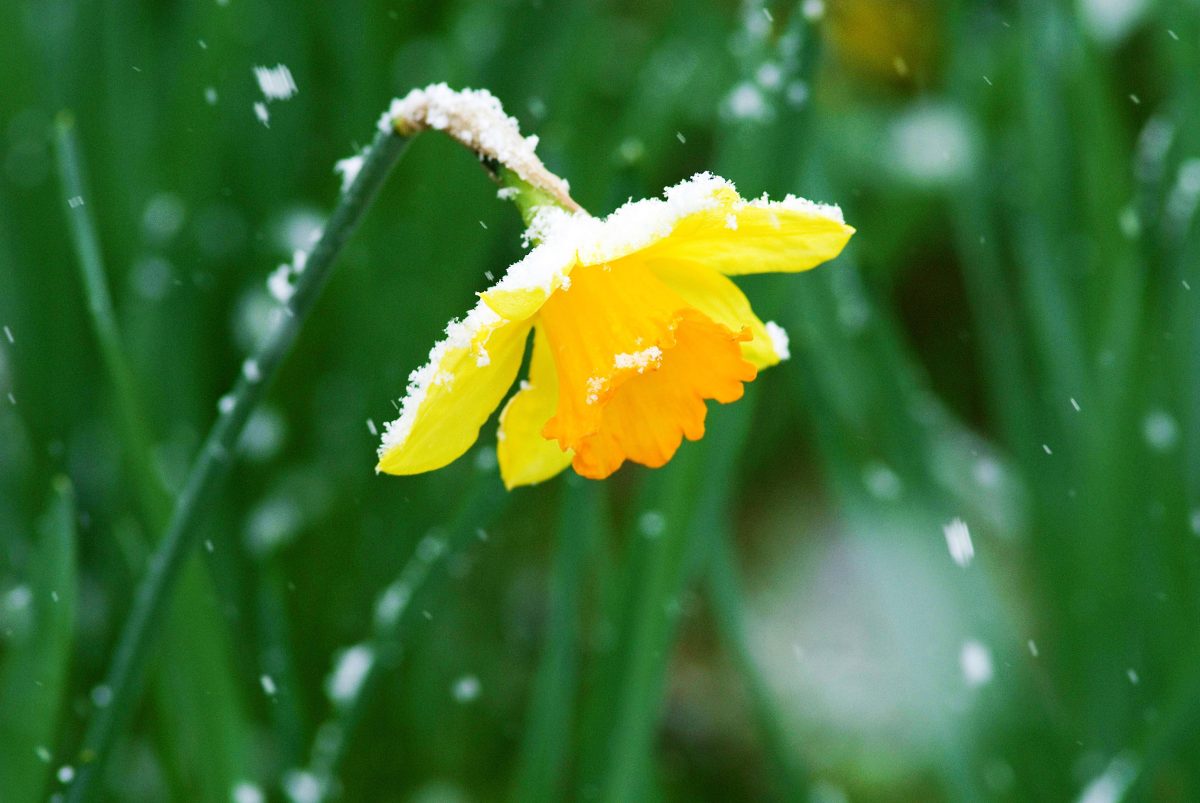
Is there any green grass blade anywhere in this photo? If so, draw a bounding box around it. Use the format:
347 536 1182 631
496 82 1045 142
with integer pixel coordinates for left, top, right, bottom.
0 478 77 803
54 113 257 801
53 112 170 527
707 532 809 801
63 125 413 803
597 396 756 803
511 478 604 803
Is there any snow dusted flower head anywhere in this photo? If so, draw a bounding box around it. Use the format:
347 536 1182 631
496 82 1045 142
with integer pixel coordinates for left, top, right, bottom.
375 87 854 488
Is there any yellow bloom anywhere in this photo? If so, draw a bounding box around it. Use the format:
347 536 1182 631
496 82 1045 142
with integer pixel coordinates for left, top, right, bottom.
377 173 853 488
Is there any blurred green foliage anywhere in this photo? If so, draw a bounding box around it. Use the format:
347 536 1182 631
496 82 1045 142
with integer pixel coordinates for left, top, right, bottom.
2 0 1200 800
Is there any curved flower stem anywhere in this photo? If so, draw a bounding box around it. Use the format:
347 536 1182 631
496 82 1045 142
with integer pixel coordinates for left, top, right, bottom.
65 127 412 803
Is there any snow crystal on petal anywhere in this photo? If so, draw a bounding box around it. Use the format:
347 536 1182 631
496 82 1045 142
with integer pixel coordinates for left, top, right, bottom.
748 192 845 224
487 172 737 304
377 302 504 457
376 83 574 208
614 345 663 373
764 321 790 360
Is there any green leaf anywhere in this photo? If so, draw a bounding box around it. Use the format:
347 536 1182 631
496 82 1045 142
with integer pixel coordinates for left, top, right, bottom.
0 477 78 803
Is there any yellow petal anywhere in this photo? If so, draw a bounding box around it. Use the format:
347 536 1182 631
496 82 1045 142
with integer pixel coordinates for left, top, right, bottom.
643 200 854 276
644 257 786 369
480 285 548 321
497 324 573 489
377 304 531 475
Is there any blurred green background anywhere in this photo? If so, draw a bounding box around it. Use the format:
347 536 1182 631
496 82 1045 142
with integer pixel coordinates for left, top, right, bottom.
3 0 1200 800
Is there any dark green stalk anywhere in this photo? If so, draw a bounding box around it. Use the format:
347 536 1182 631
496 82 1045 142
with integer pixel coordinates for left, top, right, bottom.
598 397 756 803
706 532 809 800
511 479 602 802
64 126 412 802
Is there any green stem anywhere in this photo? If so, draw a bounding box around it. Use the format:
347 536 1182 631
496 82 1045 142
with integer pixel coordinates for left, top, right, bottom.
511 479 602 802
598 397 755 803
707 532 809 800
64 126 412 802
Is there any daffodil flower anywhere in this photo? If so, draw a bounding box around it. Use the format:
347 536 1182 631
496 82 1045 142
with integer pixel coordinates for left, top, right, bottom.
377 171 853 488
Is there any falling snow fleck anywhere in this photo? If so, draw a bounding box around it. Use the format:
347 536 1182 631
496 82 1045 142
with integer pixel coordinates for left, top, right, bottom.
90 685 113 708
242 359 261 382
675 131 687 144
786 81 810 107
3 325 12 343
204 87 218 105
863 462 903 500
232 782 265 803
260 674 277 696
282 770 322 803
218 394 235 414
1119 205 1140 238
1070 397 1081 412
725 81 769 122
36 746 51 763
205 539 215 553
416 535 445 562
57 765 75 784
1043 443 1053 455
1127 668 1139 685
254 102 270 127
452 674 481 703
638 510 666 538
943 518 974 568
1143 409 1179 451
1028 640 1039 657
366 419 378 436
68 196 84 208
1077 753 1139 803
254 64 298 101
802 0 825 21
974 457 1001 487
755 62 782 89
327 644 374 705
960 640 994 688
